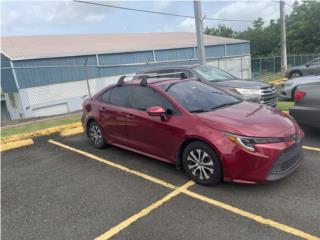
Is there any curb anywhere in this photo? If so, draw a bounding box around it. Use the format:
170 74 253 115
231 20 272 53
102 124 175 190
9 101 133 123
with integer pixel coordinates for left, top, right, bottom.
1 121 83 152
1 139 34 152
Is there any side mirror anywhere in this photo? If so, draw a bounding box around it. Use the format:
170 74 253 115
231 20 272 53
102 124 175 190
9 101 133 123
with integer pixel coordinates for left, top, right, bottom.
147 106 166 117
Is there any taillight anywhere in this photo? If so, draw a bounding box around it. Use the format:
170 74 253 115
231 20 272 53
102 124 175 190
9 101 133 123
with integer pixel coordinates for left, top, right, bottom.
294 91 306 101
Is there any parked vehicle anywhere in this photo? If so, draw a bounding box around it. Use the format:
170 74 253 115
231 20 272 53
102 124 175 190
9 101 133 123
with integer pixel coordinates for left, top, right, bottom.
289 82 320 128
280 75 320 100
82 76 304 185
135 65 278 107
285 57 320 79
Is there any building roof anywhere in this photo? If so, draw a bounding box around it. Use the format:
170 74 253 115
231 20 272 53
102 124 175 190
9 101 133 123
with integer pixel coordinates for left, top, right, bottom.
1 32 248 60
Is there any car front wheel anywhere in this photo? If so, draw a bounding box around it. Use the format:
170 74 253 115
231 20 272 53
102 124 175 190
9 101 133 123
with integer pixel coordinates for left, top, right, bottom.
182 141 222 186
289 71 302 79
88 121 106 148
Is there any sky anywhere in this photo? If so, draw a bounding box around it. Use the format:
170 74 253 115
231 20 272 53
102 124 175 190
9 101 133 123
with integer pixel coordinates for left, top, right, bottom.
1 0 297 36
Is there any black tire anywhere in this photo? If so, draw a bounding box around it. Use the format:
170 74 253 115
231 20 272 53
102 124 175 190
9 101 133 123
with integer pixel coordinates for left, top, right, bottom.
289 71 302 79
87 121 107 148
182 141 222 186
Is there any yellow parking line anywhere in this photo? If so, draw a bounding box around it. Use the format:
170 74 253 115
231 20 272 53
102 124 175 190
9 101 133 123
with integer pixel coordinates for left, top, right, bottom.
95 181 194 240
182 189 320 240
48 139 176 189
303 146 320 152
1 138 34 152
48 140 320 240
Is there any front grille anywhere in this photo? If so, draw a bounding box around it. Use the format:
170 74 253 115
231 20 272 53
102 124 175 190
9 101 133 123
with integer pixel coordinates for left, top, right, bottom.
260 86 278 107
267 143 303 180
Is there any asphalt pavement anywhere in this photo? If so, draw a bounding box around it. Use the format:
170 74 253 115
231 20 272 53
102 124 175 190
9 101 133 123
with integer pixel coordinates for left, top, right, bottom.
1 126 319 240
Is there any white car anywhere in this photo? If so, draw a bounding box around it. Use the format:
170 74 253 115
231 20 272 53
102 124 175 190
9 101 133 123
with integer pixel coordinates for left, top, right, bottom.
280 75 320 100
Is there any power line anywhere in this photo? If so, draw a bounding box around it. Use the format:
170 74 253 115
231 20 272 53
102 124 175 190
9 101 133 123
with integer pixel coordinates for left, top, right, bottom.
74 0 253 23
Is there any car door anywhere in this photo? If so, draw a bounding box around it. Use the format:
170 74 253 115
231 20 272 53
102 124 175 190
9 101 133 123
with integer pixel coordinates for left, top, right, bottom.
97 85 133 145
124 86 185 163
309 59 320 74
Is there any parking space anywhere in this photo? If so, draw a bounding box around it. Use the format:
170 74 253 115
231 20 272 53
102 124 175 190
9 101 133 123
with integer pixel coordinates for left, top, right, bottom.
1 127 320 240
1 141 171 240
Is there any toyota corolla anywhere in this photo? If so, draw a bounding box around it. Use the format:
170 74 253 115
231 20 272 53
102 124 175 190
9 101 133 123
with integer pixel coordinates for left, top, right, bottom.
82 77 304 185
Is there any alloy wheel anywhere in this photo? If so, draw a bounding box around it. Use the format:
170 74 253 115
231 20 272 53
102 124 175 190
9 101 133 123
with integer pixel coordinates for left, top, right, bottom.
90 125 103 146
187 149 215 180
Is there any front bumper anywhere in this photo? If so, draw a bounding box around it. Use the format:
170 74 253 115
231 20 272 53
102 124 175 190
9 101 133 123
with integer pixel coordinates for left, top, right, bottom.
279 85 294 100
215 132 304 183
266 142 303 181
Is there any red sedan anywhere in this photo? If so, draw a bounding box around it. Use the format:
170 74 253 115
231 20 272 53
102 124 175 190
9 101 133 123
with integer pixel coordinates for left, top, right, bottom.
82 77 304 185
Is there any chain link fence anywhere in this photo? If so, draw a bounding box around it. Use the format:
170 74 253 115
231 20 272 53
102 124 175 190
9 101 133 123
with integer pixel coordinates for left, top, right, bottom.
251 54 320 80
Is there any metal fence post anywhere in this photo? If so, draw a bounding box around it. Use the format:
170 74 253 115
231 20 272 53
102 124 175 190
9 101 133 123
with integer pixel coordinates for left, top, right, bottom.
259 58 262 79
84 57 92 98
240 57 243 78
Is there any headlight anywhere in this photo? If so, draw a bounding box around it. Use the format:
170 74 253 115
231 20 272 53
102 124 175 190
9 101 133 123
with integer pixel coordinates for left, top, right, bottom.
233 88 261 95
225 133 285 152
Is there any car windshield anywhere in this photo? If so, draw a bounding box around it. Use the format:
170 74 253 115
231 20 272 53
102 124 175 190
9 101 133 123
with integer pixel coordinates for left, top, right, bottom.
160 80 241 113
193 65 236 82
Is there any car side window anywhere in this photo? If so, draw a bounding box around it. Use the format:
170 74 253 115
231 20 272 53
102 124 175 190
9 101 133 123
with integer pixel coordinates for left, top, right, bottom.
98 89 111 103
109 86 132 107
130 86 178 114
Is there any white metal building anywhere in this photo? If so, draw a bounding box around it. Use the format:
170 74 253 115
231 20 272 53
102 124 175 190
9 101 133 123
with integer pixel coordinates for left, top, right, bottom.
1 32 251 120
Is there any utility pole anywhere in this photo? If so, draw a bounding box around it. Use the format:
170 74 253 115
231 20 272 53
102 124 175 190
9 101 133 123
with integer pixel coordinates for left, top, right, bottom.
280 0 287 71
193 0 206 65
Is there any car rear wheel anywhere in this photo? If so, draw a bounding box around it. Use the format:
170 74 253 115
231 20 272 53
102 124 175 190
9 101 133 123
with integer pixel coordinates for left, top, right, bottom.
289 71 302 79
182 141 222 186
88 121 106 148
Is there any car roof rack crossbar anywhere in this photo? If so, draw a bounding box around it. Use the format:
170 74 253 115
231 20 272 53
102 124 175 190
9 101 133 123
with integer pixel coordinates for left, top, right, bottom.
117 72 187 87
117 75 126 86
140 75 149 86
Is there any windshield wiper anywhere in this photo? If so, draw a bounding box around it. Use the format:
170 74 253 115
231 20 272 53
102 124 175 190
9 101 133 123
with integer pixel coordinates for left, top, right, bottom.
189 109 208 113
210 102 240 111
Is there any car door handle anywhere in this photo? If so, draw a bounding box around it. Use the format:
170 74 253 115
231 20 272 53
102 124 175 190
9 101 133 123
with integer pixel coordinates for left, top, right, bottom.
101 106 108 112
125 114 135 119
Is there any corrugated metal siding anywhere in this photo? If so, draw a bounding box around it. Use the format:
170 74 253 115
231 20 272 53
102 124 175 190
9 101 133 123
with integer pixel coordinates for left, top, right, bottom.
226 43 250 56
13 55 98 89
205 45 225 58
155 48 194 61
10 43 250 89
1 54 18 92
99 51 154 65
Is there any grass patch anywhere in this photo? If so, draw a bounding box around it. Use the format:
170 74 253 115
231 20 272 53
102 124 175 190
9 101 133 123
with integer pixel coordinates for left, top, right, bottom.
277 101 294 111
1 114 81 138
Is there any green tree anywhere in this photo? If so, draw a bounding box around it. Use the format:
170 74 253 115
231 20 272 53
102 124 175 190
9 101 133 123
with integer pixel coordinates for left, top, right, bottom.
204 25 236 38
204 1 320 57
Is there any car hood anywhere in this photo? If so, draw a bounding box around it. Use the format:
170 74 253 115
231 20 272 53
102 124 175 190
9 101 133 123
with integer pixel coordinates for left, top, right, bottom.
211 79 271 89
196 102 297 137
